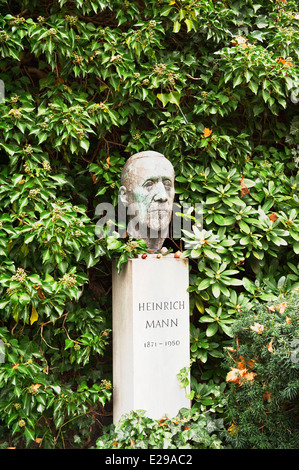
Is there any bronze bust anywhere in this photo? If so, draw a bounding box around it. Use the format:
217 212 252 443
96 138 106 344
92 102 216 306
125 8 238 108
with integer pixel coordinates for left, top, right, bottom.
119 151 175 252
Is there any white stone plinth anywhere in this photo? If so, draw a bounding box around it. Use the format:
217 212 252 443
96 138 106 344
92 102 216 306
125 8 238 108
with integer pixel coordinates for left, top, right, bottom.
112 254 190 424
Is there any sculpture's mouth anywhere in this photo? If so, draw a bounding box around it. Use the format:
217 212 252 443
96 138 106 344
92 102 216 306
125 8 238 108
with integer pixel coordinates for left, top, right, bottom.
149 204 171 212
149 209 169 212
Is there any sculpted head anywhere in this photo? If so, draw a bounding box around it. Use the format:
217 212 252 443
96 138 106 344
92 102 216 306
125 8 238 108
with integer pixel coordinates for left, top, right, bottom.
119 151 175 251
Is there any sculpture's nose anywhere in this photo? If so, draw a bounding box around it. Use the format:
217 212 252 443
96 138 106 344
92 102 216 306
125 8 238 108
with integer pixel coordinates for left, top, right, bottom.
154 181 168 202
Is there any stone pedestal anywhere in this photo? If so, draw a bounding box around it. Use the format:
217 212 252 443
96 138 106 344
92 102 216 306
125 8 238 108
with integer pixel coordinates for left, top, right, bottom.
112 254 190 424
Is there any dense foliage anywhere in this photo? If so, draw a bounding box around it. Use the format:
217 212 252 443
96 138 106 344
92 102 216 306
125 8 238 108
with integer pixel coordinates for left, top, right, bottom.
224 291 299 449
96 408 225 449
0 0 298 448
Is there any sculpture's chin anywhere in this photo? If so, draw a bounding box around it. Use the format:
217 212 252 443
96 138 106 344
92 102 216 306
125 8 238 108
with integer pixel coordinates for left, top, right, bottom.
145 236 166 253
126 207 172 252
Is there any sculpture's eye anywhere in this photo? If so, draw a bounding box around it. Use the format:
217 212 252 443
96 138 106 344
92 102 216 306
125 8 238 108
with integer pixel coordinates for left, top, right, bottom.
143 179 154 189
163 179 172 189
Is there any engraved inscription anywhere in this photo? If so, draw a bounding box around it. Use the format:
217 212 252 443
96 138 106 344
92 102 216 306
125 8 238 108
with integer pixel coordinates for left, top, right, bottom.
144 340 181 348
137 298 186 348
138 300 185 312
145 318 178 329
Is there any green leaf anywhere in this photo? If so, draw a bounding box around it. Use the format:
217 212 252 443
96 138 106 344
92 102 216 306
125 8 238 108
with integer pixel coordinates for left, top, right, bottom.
157 93 170 107
228 278 243 286
206 196 219 204
220 323 233 337
24 427 35 441
206 323 218 337
19 293 31 305
96 186 107 196
70 140 78 153
243 277 255 294
197 349 208 363
169 91 181 106
185 19 193 33
214 214 225 225
30 306 38 325
86 253 97 268
249 30 264 41
38 132 48 144
42 249 51 263
160 5 173 16
0 142 17 155
197 278 212 291
12 174 24 186
294 241 299 254
80 139 90 152
24 232 36 244
173 20 181 33
259 293 278 301
49 175 67 185
233 74 243 88
248 80 259 94
65 339 74 350
107 237 122 250
239 220 250 234
28 274 41 284
212 284 221 298
51 385 61 394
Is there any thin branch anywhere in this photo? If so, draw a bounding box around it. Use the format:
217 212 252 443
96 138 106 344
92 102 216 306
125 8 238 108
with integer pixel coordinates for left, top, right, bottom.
186 74 202 81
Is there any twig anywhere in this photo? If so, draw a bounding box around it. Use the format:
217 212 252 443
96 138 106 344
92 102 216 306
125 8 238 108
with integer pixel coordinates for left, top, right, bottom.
39 320 60 350
177 104 188 124
186 74 202 81
103 139 126 147
11 320 18 336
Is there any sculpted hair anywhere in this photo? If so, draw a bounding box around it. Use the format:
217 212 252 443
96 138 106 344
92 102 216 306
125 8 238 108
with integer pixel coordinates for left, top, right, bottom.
121 150 169 187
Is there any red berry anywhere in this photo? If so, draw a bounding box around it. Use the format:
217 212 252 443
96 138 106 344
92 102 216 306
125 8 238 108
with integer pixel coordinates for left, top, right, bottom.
141 254 147 259
174 251 182 258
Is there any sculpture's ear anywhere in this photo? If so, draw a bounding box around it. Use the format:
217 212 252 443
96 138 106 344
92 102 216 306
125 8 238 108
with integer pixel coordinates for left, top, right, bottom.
119 186 128 206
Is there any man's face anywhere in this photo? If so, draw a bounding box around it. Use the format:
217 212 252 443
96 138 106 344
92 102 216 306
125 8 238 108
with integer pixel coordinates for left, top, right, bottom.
124 156 175 233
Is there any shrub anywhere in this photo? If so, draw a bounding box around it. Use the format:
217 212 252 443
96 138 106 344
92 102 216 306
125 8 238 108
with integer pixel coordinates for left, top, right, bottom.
96 408 225 449
224 290 299 449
